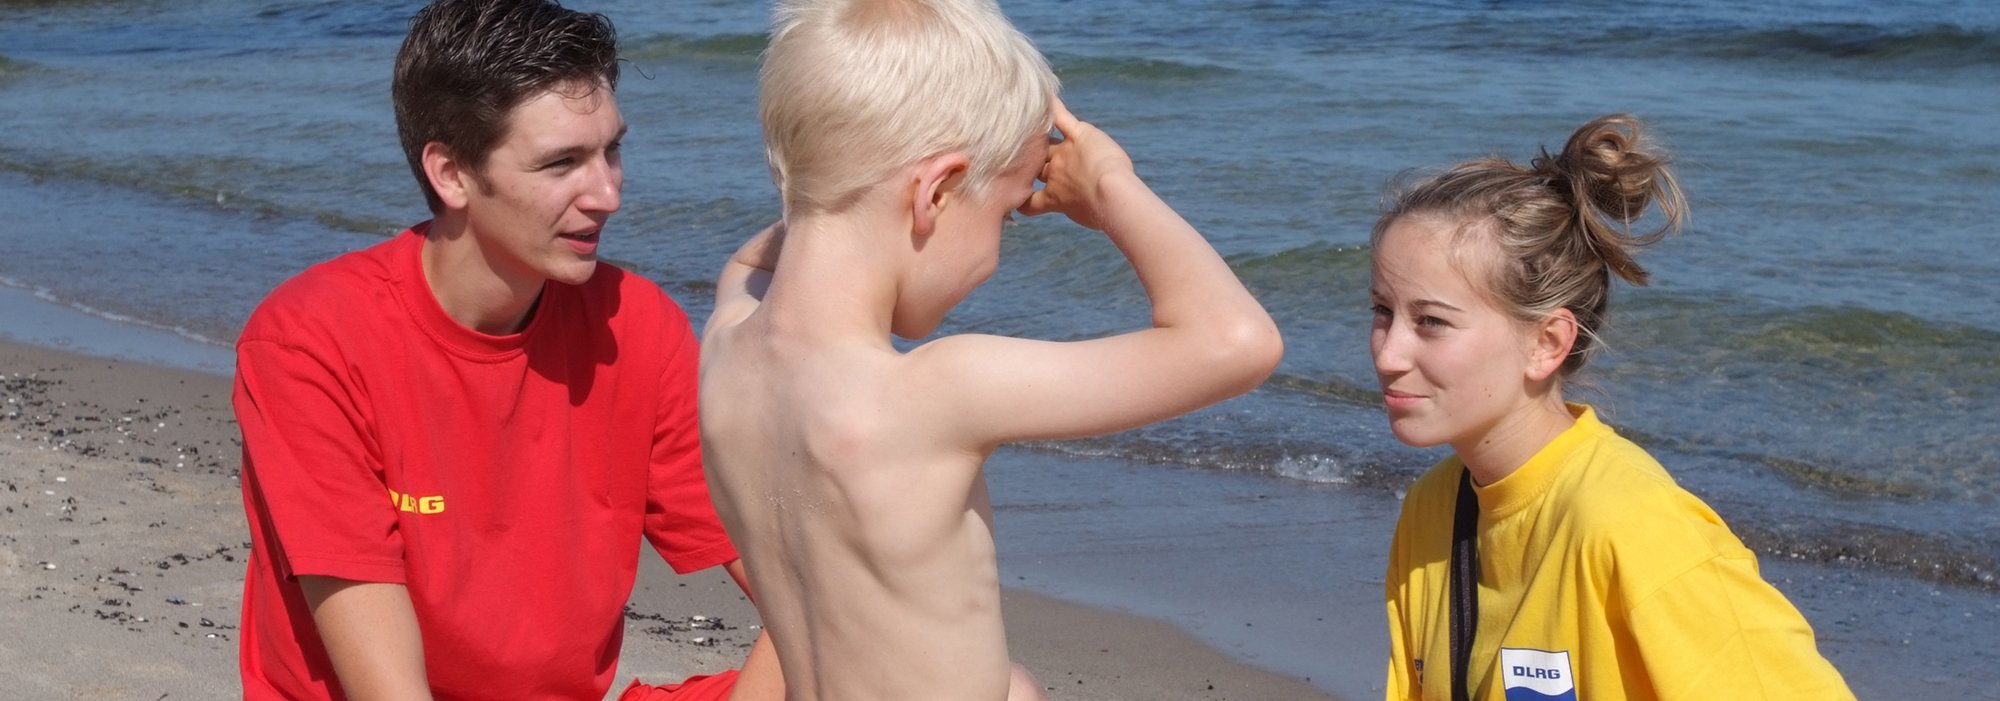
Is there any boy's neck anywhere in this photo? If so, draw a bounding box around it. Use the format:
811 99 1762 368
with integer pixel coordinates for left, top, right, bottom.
760 210 910 343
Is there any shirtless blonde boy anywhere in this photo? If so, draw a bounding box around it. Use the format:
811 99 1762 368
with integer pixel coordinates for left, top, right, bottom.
699 1 1284 699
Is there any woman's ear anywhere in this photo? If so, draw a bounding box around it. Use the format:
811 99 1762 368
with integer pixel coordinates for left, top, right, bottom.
423 141 473 211
1526 308 1579 382
911 152 971 237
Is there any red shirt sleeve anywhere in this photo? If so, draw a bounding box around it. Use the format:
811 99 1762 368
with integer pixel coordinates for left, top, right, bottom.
235 338 406 583
642 315 738 574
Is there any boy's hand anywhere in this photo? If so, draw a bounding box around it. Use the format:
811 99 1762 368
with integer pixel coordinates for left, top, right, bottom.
736 221 787 273
1019 98 1135 232
705 220 786 339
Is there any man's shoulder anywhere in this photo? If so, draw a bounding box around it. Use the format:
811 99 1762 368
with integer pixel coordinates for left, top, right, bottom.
241 233 411 346
576 262 691 327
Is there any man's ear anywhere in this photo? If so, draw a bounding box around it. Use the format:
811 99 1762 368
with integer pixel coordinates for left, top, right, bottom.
911 152 971 237
1526 308 1579 382
422 142 474 211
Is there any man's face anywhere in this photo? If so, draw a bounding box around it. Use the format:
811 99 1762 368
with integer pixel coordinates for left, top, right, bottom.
461 82 626 289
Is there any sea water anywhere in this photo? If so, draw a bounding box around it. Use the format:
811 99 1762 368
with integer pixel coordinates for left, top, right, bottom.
2 0 1996 697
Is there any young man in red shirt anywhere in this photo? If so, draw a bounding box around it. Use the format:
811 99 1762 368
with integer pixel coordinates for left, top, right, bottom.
231 2 780 699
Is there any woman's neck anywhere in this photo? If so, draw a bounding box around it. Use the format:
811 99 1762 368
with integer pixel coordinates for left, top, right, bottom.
1454 395 1576 487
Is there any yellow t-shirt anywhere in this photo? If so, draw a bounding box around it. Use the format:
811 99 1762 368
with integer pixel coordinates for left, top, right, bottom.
1383 405 1853 701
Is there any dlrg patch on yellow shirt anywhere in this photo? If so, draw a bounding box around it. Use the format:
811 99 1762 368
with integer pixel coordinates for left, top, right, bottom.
1498 648 1574 701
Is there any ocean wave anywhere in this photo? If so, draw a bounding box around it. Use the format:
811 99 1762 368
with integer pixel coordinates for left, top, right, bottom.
0 154 408 239
1736 520 2000 592
1944 163 2000 182
1016 435 1411 488
252 2 410 40
1610 294 1998 376
1612 422 1938 498
624 32 767 66
1229 241 1371 274
1638 303 2000 384
0 0 128 8
1018 418 1997 591
0 53 38 80
1226 241 1372 295
0 276 230 351
1048 53 1239 84
1690 23 2000 67
1428 20 2000 69
1261 373 1382 409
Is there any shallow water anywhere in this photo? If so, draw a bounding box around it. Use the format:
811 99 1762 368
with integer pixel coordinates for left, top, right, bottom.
2 0 1996 696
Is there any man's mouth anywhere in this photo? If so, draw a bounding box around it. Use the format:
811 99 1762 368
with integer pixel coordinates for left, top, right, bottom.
559 230 600 255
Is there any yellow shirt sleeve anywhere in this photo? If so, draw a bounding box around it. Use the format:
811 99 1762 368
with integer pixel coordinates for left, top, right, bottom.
1623 548 1857 701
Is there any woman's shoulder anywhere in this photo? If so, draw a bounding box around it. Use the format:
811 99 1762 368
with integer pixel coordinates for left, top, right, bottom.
1556 427 1757 584
1400 455 1466 513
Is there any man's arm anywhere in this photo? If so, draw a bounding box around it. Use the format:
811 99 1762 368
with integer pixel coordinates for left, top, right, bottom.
913 99 1283 445
718 560 786 701
704 222 785 340
236 336 428 697
298 576 433 701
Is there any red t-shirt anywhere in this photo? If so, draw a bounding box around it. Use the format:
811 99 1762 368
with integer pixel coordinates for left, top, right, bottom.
233 226 737 700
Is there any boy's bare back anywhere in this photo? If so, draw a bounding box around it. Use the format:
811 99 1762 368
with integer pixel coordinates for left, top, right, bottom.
701 294 1021 700
700 100 1282 700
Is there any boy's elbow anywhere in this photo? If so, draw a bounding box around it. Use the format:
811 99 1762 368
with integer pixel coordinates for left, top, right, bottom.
1212 314 1284 392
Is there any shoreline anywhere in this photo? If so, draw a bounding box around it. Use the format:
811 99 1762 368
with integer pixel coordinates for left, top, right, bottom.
0 282 235 375
0 330 1342 699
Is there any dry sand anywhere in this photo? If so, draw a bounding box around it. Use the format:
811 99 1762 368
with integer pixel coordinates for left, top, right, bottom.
0 339 1339 700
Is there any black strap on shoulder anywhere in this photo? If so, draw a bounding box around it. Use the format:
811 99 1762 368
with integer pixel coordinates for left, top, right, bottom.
1449 468 1479 701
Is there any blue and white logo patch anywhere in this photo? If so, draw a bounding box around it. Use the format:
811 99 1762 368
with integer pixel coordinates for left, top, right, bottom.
1500 648 1576 701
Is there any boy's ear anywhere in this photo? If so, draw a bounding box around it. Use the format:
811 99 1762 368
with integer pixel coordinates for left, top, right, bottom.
423 141 474 211
911 152 971 237
1525 308 1578 382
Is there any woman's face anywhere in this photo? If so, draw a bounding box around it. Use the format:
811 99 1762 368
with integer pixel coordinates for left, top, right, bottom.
1368 214 1541 450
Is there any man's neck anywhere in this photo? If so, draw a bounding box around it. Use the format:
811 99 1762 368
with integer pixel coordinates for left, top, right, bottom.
419 215 546 336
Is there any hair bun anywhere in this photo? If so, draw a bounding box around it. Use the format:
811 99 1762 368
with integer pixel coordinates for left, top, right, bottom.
1531 114 1685 285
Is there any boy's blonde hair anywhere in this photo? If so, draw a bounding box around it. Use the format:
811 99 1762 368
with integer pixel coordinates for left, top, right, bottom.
761 0 1059 217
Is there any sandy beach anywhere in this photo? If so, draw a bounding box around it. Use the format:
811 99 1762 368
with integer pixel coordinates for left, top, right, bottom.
0 338 1339 700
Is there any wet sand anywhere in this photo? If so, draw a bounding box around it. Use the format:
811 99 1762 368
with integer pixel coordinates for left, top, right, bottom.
0 338 1340 700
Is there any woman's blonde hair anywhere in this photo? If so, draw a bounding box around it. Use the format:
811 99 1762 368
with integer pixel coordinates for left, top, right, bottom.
1374 114 1687 376
760 0 1059 217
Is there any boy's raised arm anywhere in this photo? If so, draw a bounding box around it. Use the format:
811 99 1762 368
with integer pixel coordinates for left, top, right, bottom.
914 100 1283 446
705 221 785 339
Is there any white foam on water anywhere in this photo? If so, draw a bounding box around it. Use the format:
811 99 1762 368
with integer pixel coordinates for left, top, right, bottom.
0 279 233 376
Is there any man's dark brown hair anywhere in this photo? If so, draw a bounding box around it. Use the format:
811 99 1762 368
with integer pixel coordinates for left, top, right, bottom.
393 0 620 213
